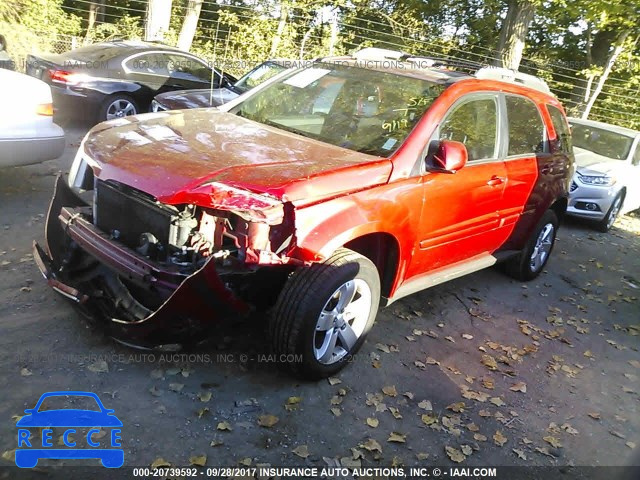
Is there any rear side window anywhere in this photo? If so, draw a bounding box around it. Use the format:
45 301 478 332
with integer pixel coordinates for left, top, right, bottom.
547 105 572 154
125 53 168 76
506 96 545 156
439 97 498 161
165 54 214 83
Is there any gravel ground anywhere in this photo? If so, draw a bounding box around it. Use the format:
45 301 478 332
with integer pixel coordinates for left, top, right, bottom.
0 117 638 479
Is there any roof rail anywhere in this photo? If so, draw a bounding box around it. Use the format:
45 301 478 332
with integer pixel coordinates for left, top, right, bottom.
475 67 551 94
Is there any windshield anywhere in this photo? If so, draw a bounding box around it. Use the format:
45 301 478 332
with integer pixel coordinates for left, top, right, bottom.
571 123 633 160
234 62 445 157
234 61 286 93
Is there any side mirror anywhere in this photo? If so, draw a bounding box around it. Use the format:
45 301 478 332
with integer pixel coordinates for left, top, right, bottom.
426 140 468 174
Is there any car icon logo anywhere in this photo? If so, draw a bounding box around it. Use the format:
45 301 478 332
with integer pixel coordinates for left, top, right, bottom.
15 391 123 468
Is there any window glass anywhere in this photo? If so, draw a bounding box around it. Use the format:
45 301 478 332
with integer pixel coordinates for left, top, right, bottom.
439 98 498 161
570 123 632 160
165 54 215 83
234 62 445 157
234 62 286 93
125 53 168 75
547 105 572 154
506 96 545 156
633 142 640 166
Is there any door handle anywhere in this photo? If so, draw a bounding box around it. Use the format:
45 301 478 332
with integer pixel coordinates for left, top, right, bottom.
487 176 504 186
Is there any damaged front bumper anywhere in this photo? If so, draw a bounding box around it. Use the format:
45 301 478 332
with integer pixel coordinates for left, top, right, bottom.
34 175 251 348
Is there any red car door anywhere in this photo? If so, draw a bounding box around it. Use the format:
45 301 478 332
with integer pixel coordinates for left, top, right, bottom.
403 94 510 282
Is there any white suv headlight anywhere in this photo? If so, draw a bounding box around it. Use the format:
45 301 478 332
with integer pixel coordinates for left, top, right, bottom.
577 172 616 186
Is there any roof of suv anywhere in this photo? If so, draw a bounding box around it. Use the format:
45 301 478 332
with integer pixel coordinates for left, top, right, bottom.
568 116 640 138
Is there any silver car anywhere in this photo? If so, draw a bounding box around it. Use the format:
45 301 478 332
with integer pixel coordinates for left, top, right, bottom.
567 117 640 232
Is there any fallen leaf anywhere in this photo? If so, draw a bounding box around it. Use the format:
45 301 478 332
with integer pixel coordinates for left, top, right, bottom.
197 407 209 419
461 445 473 456
376 343 391 353
629 360 640 369
389 407 403 419
87 360 109 373
418 400 433 411
189 455 207 466
198 391 212 402
403 391 414 400
387 432 406 443
20 368 32 377
151 457 171 468
482 355 498 370
535 447 556 458
610 431 626 439
149 386 162 397
588 412 601 420
561 423 579 435
445 446 465 463
543 436 562 448
479 409 491 417
421 413 438 425
238 457 252 466
330 407 342 416
366 417 379 428
445 335 456 343
328 377 342 385
416 452 430 460
258 414 279 427
510 382 527 393
462 334 474 340
490 397 506 407
426 356 439 365
169 383 184 392
493 431 507 446
292 445 310 458
382 385 398 397
287 396 302 405
446 402 466 413
217 421 232 431
626 441 636 449
482 377 495 389
210 438 223 447
474 433 487 442
360 438 382 453
513 448 527 460
330 395 343 405
466 423 479 432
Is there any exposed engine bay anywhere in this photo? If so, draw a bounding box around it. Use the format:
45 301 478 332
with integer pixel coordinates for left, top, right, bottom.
92 178 296 277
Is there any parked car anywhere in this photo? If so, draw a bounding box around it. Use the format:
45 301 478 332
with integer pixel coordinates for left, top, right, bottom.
567 117 640 232
34 48 574 378
25 41 236 122
0 68 65 167
151 59 288 111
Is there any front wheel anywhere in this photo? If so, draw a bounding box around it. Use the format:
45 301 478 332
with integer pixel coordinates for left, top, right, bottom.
506 210 558 281
596 193 622 233
269 248 380 379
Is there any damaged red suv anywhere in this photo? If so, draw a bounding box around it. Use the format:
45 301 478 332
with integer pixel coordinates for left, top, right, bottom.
35 48 574 378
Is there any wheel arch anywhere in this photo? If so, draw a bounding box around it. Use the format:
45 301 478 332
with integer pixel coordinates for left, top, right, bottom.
342 232 401 299
549 196 568 222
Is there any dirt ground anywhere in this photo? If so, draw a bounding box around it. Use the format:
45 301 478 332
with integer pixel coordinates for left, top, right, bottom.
0 117 639 479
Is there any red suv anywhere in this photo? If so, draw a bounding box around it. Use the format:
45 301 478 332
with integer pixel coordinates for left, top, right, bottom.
35 49 574 378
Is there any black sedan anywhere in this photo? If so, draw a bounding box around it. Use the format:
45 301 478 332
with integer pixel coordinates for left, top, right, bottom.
151 60 288 111
26 40 236 122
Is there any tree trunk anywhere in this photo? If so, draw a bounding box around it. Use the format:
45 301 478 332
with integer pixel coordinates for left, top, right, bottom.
177 0 203 51
86 1 105 42
581 30 631 119
270 2 289 57
146 0 173 42
496 0 536 70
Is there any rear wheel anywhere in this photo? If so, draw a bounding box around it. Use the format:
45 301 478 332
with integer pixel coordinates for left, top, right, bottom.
99 94 138 122
596 193 622 233
506 210 558 281
269 248 380 379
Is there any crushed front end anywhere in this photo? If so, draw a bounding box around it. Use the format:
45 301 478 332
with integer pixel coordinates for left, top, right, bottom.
34 173 300 348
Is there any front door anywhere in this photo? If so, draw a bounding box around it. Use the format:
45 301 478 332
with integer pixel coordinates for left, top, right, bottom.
405 94 509 280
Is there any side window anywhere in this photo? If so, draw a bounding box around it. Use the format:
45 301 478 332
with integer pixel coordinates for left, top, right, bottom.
547 105 573 154
439 97 498 162
506 96 545 156
633 141 640 166
125 54 168 76
165 54 216 83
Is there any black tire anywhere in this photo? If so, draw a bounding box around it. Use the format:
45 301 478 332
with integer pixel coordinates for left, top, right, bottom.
98 94 138 123
595 193 623 233
269 248 380 379
506 210 558 281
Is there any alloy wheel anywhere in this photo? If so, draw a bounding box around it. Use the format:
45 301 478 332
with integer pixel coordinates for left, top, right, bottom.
529 223 555 273
105 99 137 120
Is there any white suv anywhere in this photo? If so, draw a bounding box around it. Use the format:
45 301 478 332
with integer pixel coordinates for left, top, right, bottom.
567 117 640 232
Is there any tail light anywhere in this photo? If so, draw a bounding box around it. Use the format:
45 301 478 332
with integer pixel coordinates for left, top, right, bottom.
48 69 88 85
36 103 54 116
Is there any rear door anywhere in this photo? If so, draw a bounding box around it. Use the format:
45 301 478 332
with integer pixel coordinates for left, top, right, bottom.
499 94 548 248
407 93 508 277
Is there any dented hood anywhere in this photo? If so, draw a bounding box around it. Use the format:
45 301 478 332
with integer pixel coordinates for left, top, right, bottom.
84 109 392 205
